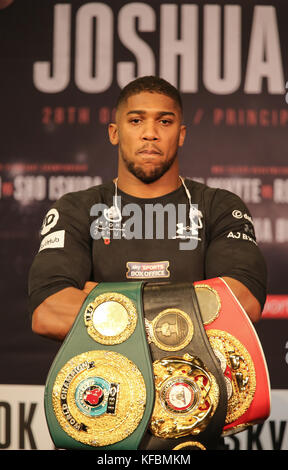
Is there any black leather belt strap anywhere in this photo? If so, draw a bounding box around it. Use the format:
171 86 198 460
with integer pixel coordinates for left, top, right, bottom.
140 282 228 450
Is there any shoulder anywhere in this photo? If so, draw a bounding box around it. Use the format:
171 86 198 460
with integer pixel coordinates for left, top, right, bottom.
183 178 254 234
185 178 246 207
52 181 115 212
39 181 114 235
184 178 217 199
184 177 249 212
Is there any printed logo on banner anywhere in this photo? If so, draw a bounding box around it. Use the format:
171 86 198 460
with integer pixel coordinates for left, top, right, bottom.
31 4 286 96
0 385 54 450
224 390 288 450
262 295 288 319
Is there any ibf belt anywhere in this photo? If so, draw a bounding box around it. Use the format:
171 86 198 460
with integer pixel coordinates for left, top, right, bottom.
194 277 271 435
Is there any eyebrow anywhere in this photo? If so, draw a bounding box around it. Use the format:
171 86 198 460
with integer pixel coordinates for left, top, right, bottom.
126 110 176 117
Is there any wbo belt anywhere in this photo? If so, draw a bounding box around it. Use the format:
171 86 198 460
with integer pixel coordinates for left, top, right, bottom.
44 278 270 450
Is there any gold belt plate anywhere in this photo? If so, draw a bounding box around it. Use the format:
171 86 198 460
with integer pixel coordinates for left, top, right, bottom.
52 350 146 447
207 329 256 424
145 308 194 352
194 284 221 325
150 353 219 439
84 292 137 345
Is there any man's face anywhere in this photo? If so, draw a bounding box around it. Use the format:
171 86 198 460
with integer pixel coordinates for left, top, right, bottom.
109 92 186 183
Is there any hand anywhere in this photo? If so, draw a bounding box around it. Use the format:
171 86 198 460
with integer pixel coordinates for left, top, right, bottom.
82 281 98 295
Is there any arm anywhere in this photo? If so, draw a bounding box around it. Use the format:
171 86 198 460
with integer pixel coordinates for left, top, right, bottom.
31 275 261 342
28 192 95 341
204 189 267 322
32 282 97 341
222 276 261 323
32 276 261 342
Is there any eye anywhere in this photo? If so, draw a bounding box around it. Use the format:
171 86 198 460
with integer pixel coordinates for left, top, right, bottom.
129 118 142 124
160 119 173 125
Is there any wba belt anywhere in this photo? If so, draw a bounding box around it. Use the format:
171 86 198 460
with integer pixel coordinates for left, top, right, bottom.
44 278 270 450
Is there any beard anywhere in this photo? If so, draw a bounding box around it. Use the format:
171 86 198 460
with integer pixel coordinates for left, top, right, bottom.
120 150 178 184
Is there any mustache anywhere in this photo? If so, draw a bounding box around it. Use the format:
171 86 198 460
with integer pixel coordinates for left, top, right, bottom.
136 145 163 155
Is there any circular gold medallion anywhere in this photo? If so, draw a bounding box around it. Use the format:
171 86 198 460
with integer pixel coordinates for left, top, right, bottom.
84 292 137 344
160 377 199 414
194 285 221 325
148 308 194 351
207 329 256 424
150 353 219 438
52 350 146 447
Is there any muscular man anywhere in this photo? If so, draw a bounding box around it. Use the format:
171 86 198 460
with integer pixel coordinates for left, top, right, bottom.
29 76 267 342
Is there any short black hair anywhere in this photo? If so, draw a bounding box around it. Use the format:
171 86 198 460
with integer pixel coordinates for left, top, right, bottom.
116 76 183 113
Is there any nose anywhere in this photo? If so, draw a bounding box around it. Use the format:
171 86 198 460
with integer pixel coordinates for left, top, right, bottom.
142 120 159 141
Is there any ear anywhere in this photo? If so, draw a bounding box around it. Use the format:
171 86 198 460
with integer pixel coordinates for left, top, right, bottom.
108 123 119 146
178 124 186 147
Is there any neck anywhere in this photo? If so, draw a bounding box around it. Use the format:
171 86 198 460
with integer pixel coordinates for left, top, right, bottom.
117 161 181 198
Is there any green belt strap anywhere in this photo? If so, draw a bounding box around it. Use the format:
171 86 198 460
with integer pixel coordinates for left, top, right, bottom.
44 281 155 450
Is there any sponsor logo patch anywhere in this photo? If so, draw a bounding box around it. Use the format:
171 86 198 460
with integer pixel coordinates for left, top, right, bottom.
41 208 59 235
39 230 65 252
126 261 170 279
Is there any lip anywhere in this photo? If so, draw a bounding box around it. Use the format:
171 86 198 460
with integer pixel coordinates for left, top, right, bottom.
138 151 161 156
137 148 163 156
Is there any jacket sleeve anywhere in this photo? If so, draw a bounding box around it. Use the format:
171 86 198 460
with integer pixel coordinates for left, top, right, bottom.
204 189 267 310
28 192 92 315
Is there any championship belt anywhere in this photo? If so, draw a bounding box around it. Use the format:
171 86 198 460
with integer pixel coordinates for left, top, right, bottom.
139 282 228 450
44 278 270 450
44 282 155 450
194 277 271 435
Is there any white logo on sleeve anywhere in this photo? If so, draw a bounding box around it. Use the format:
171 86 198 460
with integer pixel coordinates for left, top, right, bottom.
232 210 254 225
40 208 59 235
39 230 65 252
232 210 243 219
